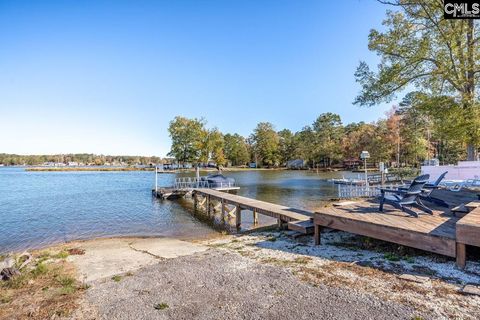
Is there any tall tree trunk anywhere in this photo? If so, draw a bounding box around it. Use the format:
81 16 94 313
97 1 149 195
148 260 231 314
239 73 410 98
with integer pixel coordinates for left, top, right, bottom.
467 144 476 161
466 19 478 161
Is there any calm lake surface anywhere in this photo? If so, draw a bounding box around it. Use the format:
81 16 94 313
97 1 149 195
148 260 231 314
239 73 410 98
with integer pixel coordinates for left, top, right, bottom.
0 168 351 253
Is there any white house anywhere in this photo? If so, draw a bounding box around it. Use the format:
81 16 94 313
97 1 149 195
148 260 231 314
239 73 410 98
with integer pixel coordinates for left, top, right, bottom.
421 161 480 181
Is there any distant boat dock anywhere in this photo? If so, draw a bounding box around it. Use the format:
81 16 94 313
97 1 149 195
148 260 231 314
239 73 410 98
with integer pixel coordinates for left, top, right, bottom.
152 166 240 199
152 177 240 199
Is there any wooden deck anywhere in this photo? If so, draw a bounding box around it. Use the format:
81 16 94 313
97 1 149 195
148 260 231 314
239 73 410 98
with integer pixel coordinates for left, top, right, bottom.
314 189 480 268
192 189 313 233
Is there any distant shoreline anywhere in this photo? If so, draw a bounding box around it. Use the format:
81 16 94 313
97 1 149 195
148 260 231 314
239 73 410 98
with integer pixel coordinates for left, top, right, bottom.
24 166 290 172
25 167 156 172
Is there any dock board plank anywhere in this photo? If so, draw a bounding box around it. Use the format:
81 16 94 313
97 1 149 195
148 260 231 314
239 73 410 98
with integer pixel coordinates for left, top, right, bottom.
287 220 314 234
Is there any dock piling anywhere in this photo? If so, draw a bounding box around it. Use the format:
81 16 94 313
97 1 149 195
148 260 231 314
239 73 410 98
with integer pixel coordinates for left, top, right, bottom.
235 205 241 229
314 225 322 245
206 195 210 216
253 209 258 225
456 243 466 269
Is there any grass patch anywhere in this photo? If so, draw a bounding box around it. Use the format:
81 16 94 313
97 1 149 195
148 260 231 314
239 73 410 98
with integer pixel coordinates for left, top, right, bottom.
53 251 69 259
384 253 401 262
111 275 122 282
2 273 28 289
57 275 75 287
261 257 280 264
154 302 169 310
60 285 77 295
0 293 12 304
32 262 49 277
37 250 51 259
258 254 313 267
293 257 312 265
391 281 429 295
0 252 83 319
236 250 255 258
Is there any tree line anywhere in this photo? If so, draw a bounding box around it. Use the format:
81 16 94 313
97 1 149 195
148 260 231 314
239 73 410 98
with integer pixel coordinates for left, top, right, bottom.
168 93 470 169
355 0 480 160
0 153 161 166
168 1 480 167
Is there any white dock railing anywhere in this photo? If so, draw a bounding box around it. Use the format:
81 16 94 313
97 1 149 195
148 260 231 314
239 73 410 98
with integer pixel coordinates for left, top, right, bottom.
338 184 403 198
173 177 236 190
174 177 209 190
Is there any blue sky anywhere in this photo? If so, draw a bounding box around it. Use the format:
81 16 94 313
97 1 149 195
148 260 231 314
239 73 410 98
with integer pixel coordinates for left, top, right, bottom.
0 0 396 157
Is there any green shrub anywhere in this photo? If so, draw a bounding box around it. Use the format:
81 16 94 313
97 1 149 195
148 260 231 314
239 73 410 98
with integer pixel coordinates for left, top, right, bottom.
54 251 69 259
154 303 169 310
111 275 122 282
32 263 49 277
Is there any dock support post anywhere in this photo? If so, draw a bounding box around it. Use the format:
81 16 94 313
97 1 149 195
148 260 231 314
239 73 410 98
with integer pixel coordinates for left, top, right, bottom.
253 209 258 225
314 224 321 245
456 242 466 269
155 165 158 193
193 192 198 212
206 195 210 216
221 199 226 221
277 218 285 230
235 205 241 229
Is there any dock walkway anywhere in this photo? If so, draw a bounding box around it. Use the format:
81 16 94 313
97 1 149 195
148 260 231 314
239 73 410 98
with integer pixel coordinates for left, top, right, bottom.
192 189 313 233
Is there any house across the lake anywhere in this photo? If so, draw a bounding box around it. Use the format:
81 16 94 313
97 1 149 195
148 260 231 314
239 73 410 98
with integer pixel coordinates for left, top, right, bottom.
286 159 306 169
343 158 362 169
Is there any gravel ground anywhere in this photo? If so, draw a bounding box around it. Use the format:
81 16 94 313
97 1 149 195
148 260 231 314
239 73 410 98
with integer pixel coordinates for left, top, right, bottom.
75 250 426 320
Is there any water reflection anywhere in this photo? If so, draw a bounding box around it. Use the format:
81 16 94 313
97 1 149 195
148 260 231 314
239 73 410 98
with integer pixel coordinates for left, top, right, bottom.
0 168 347 253
175 169 350 231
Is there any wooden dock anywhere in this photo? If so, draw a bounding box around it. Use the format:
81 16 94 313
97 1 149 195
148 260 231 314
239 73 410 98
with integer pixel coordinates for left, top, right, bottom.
192 189 313 233
314 189 480 268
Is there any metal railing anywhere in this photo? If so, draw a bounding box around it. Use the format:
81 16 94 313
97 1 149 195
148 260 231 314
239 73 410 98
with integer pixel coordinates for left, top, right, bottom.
173 177 236 190
367 173 401 184
338 184 403 198
174 177 208 190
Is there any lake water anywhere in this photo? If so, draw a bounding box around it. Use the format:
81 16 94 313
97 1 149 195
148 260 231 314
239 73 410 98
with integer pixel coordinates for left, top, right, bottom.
0 168 350 254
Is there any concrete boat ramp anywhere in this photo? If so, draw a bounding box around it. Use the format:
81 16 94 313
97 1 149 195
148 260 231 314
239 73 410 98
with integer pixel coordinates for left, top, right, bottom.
67 238 208 282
